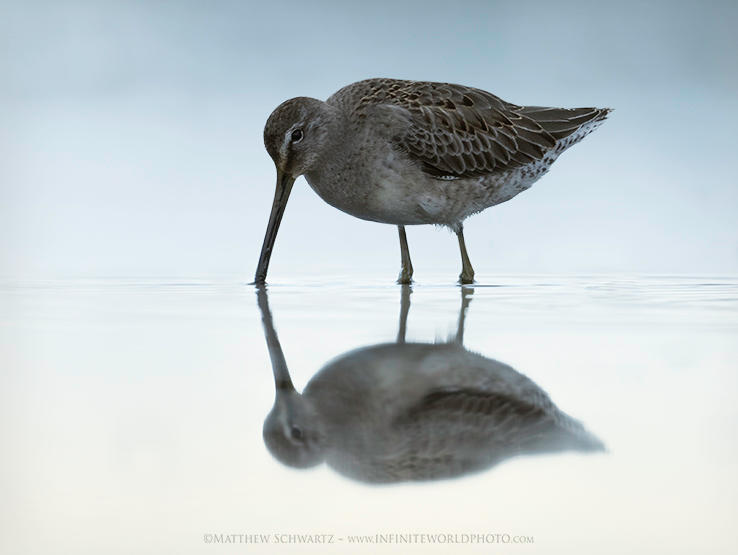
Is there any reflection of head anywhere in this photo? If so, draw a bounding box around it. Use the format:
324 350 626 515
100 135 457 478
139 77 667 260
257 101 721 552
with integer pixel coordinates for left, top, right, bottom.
262 394 326 469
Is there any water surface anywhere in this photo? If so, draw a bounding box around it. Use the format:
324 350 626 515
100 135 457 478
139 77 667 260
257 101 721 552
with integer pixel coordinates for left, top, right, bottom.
2 275 736 554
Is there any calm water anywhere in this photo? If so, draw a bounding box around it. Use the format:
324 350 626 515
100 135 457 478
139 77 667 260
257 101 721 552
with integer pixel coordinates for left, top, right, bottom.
2 275 737 554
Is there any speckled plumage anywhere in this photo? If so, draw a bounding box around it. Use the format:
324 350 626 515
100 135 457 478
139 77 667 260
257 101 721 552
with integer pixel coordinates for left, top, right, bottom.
256 78 611 284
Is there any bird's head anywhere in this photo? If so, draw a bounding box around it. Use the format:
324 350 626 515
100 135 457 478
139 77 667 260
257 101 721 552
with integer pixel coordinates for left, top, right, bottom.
263 388 327 469
254 97 341 284
263 97 339 178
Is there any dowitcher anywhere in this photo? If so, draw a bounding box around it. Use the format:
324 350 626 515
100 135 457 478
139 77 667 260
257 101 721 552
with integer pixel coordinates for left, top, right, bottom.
257 286 604 483
255 78 611 284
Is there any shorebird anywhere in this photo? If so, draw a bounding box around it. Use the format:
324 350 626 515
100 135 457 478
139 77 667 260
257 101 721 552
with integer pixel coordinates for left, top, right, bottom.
255 78 611 284
257 286 604 483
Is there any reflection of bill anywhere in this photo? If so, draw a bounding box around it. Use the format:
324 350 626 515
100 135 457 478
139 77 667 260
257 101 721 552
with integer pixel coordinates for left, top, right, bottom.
258 286 604 484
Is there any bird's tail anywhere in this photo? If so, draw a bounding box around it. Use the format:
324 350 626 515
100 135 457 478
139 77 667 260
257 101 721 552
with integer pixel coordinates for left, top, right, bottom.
520 105 612 147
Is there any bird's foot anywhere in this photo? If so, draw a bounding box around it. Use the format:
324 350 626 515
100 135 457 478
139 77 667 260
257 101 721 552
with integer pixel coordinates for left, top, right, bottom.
397 269 414 285
458 272 475 285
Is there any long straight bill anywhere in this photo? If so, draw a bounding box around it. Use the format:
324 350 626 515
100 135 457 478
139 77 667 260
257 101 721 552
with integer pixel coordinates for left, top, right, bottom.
253 170 295 284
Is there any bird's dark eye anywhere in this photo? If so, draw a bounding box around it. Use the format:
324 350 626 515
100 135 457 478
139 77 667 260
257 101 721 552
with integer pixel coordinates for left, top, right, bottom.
290 426 303 440
290 128 303 143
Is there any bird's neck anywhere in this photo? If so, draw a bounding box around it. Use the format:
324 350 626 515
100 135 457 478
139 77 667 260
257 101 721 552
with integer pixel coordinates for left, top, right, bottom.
303 116 353 198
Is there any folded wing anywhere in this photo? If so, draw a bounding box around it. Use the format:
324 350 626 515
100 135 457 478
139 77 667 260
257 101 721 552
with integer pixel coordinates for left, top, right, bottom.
341 78 610 179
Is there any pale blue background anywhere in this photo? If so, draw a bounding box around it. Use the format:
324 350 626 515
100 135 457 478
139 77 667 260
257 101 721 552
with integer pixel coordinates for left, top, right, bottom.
2 0 737 279
2 4 738 553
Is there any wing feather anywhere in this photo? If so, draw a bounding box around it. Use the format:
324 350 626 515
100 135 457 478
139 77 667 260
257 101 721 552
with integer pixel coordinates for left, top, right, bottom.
328 78 610 179
393 387 604 455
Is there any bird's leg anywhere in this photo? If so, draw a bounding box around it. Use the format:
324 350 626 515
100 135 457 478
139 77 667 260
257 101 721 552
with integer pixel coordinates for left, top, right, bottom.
397 225 414 284
453 286 474 345
396 284 412 344
455 224 475 284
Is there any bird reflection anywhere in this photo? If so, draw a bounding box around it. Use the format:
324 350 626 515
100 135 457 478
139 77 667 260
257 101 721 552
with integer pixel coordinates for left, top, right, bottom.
258 286 604 484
